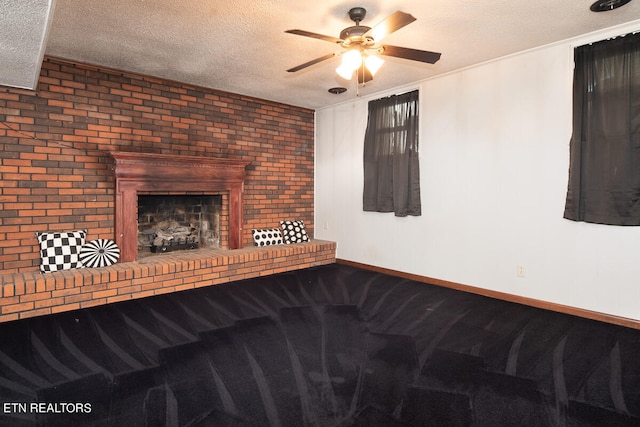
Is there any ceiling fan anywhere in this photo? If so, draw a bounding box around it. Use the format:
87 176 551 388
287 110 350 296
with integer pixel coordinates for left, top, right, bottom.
285 7 441 84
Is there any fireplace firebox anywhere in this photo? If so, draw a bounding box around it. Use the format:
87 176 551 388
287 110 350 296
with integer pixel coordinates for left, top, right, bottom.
138 194 222 256
110 152 250 262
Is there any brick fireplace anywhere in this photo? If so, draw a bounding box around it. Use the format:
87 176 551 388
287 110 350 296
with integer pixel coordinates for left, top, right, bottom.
0 148 335 322
111 151 250 262
0 58 332 322
0 58 316 275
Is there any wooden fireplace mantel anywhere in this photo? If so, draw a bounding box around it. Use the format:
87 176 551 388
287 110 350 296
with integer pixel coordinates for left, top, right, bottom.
110 151 250 262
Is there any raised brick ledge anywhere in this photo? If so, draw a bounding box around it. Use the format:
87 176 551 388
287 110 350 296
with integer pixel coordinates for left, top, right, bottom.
0 240 336 323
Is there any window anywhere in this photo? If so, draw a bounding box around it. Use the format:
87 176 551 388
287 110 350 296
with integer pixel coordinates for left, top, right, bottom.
363 90 421 216
564 32 640 225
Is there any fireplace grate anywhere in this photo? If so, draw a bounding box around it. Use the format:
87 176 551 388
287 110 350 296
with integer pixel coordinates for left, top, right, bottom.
150 236 199 253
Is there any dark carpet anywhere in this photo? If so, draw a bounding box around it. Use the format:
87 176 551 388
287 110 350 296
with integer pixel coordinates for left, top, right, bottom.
0 263 639 426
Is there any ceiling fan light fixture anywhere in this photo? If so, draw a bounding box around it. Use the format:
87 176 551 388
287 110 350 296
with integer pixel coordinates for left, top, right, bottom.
337 49 365 79
336 64 353 80
336 51 384 80
287 7 442 83
365 54 384 76
341 49 363 70
336 63 354 80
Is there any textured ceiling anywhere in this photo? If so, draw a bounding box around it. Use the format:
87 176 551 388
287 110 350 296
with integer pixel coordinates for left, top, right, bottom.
0 0 55 89
3 0 640 109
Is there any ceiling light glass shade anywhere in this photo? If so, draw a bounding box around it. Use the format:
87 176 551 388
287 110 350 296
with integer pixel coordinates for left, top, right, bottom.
336 50 384 80
342 49 363 70
336 63 354 80
365 55 384 76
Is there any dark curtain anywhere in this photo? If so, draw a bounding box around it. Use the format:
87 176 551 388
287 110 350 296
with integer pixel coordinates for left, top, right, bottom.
564 32 640 225
363 90 421 216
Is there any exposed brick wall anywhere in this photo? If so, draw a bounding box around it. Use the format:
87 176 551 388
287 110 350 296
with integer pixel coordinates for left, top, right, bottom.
0 57 314 274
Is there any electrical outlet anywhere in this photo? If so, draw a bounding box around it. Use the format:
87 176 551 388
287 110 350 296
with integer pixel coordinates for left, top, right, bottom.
517 265 525 278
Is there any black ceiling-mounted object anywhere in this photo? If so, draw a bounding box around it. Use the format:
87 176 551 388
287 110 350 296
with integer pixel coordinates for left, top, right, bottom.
328 87 347 94
285 7 441 83
590 0 633 11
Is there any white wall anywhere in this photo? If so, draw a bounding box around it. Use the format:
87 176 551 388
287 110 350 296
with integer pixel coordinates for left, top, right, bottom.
315 24 640 321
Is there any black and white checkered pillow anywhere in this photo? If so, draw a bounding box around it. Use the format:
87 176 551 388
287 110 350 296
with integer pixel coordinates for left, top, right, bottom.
35 230 87 273
252 228 283 246
280 220 310 244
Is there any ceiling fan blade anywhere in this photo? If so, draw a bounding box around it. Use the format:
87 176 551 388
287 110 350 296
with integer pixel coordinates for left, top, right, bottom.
364 11 416 41
287 53 337 73
285 29 343 44
379 45 441 64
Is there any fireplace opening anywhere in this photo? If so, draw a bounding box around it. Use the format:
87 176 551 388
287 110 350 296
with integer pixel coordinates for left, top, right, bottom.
111 152 249 261
137 195 222 257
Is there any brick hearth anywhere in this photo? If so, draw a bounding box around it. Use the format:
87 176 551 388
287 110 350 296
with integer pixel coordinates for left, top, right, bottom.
0 240 336 322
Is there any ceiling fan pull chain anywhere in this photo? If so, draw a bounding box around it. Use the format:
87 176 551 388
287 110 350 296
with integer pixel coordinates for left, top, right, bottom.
356 63 363 97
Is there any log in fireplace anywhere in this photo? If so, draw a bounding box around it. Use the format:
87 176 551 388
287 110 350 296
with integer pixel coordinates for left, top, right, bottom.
110 152 250 262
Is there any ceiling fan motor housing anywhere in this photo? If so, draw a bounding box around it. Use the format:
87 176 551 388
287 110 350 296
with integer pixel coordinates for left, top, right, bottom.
340 26 372 44
342 7 374 46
